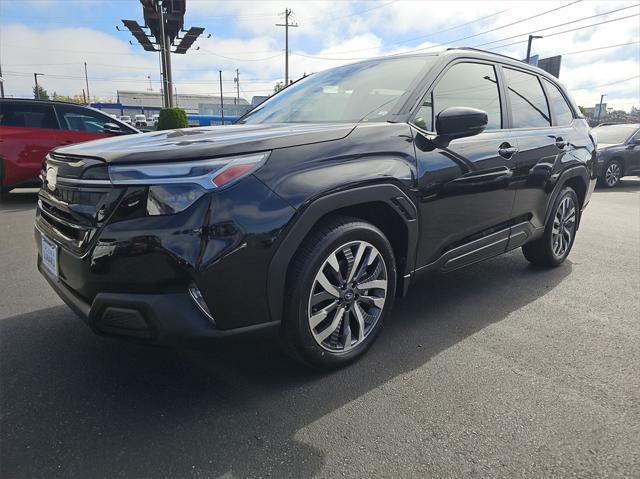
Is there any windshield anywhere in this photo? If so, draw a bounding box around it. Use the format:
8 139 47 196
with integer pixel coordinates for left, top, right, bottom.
595 125 638 144
240 56 437 124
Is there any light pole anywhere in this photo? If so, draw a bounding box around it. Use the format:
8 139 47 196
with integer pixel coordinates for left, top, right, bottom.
596 94 607 124
33 73 45 99
84 62 91 104
219 70 224 124
525 35 543 64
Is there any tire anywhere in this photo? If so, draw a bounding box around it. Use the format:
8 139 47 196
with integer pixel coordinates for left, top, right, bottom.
282 216 396 369
522 186 579 267
599 159 623 188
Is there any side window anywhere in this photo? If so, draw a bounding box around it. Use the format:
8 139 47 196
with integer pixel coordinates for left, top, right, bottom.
414 62 502 131
55 105 109 133
543 79 574 125
504 68 551 128
0 103 58 129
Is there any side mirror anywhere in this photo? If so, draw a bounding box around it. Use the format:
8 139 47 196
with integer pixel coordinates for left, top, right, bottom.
103 122 123 134
435 107 488 146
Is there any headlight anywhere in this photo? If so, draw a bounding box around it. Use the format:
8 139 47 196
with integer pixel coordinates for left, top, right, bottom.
108 152 270 215
108 152 270 190
146 184 207 215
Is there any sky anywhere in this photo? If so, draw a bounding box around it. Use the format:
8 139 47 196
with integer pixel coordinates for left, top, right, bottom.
0 0 639 111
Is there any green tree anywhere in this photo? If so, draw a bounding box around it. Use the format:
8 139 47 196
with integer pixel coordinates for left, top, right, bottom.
52 92 84 104
33 84 49 100
273 81 285 93
157 107 188 130
578 105 587 116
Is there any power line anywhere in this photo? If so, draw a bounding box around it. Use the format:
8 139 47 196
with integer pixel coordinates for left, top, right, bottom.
473 4 640 49
558 41 640 56
300 7 511 57
293 0 583 61
196 48 282 62
485 13 640 51
573 75 640 91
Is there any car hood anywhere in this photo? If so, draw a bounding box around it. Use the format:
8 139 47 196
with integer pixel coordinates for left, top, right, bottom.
54 123 357 164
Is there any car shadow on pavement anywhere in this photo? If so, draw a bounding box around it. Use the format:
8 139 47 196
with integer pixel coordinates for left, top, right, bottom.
0 190 39 213
0 252 571 478
594 178 640 193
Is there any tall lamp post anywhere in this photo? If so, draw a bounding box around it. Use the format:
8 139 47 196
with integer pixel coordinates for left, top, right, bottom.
596 94 607 124
525 35 543 63
34 73 45 99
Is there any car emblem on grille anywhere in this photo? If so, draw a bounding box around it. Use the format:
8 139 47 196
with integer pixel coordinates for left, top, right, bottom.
46 166 58 191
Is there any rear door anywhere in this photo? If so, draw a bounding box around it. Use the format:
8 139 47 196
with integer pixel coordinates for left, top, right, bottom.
0 101 61 188
411 60 518 269
53 104 127 143
503 67 562 230
624 128 640 174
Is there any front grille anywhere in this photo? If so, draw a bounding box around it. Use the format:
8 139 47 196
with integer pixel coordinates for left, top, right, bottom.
38 155 117 254
50 184 105 206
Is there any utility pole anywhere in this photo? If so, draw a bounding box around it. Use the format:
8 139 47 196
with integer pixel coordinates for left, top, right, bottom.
234 69 240 105
276 8 298 85
148 75 152 92
219 70 224 124
596 94 607 124
34 73 44 99
84 62 91 105
525 35 543 64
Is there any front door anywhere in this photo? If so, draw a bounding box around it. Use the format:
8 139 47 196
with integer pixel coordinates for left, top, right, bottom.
411 61 517 269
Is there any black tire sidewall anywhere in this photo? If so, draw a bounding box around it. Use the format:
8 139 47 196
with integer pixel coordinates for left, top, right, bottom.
285 221 396 369
543 187 579 266
602 160 622 188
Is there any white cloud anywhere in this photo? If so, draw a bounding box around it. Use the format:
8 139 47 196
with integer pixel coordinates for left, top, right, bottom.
1 0 638 110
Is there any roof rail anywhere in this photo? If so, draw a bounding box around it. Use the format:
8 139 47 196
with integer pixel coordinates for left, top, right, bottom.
446 47 519 62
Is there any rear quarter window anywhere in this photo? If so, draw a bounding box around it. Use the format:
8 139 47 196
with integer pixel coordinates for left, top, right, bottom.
0 103 58 129
543 79 574 126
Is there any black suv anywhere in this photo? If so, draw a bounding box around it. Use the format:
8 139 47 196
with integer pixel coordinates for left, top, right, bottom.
35 49 596 368
592 123 640 187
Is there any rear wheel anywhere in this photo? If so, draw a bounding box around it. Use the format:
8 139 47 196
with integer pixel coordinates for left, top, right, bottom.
600 159 622 188
283 217 396 369
522 186 579 267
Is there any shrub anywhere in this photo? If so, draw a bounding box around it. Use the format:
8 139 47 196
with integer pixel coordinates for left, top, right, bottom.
157 107 188 130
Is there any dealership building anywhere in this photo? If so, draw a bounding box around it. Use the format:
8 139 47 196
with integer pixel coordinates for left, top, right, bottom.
91 90 252 119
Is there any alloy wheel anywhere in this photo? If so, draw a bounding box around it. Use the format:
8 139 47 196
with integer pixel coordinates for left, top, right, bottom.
551 195 577 258
605 162 621 187
307 240 388 352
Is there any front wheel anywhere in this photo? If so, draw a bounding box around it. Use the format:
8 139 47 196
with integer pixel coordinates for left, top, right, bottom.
283 217 396 369
522 186 579 267
600 159 623 188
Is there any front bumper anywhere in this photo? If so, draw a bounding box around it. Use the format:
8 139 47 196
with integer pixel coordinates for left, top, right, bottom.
38 258 280 347
33 171 296 345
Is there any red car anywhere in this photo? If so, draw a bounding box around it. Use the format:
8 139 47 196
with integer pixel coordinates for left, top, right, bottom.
0 99 137 196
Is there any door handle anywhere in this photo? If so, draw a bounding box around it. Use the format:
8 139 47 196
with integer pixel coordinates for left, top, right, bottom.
555 137 566 149
498 142 518 159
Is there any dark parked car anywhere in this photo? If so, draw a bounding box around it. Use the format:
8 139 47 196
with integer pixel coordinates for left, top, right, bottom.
0 98 137 197
592 123 640 187
35 48 596 369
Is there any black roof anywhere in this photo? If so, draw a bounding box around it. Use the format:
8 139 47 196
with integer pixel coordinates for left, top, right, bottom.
0 98 94 106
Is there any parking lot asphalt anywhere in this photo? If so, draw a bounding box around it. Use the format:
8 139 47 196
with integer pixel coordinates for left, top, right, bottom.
1 182 639 479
